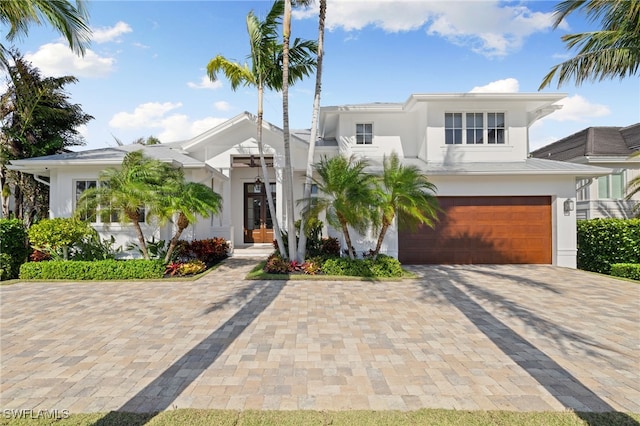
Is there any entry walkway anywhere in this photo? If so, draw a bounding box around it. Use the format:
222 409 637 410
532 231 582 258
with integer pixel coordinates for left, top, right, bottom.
1 261 638 413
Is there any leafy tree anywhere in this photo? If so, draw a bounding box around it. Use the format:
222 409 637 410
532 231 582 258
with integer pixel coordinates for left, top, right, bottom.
297 0 326 262
75 150 181 260
301 155 378 259
27 217 94 260
371 152 439 260
0 0 91 67
539 0 640 89
1 51 92 222
152 179 223 263
206 0 316 259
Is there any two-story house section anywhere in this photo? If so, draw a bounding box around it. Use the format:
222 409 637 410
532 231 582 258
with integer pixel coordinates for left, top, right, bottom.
531 124 640 219
10 93 611 268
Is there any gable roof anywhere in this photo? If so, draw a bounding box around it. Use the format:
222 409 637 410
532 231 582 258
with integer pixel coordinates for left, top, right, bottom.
530 123 640 161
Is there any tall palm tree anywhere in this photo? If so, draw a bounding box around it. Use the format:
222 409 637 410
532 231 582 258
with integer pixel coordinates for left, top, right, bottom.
0 0 91 66
75 150 179 260
539 0 640 89
206 0 316 259
154 181 223 263
371 152 439 260
301 155 378 259
297 0 326 262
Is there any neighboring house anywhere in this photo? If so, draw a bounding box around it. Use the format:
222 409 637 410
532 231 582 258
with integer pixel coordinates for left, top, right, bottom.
531 124 640 219
9 93 611 268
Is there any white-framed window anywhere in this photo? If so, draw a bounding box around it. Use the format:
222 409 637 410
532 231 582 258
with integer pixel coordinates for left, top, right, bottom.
74 180 144 224
356 123 373 144
302 183 318 196
576 178 590 201
598 171 625 199
445 112 505 145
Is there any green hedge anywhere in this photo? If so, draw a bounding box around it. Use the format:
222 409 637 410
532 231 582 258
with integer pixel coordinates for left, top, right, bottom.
19 259 165 280
610 263 640 281
577 219 640 274
0 218 29 280
321 255 404 278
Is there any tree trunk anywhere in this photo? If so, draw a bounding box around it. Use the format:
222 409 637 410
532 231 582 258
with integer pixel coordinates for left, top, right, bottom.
337 212 356 259
297 0 326 263
372 218 392 261
0 166 10 218
128 209 149 260
282 0 297 261
164 213 188 263
257 84 287 259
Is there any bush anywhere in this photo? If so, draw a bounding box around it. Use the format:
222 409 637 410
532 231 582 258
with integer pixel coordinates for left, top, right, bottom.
264 253 290 274
28 218 95 260
321 254 403 278
320 237 341 257
178 259 206 276
0 218 29 280
577 219 640 274
184 238 229 263
19 259 165 280
610 263 640 281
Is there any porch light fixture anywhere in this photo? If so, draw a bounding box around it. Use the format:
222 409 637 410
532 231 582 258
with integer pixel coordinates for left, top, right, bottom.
563 198 574 216
254 176 262 193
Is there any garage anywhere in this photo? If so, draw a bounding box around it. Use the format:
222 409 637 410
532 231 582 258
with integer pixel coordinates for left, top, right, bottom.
398 196 552 264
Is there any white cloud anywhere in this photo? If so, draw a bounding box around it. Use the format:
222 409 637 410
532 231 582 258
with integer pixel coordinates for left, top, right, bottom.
109 102 227 142
470 78 519 93
214 101 232 111
547 95 611 122
187 75 222 90
294 0 561 57
92 21 132 44
25 43 115 78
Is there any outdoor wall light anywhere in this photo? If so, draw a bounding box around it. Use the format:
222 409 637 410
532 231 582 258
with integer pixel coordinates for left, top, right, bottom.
253 176 262 193
563 198 574 216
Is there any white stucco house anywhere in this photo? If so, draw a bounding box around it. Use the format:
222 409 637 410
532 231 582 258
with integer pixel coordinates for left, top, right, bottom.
531 124 640 219
9 93 612 268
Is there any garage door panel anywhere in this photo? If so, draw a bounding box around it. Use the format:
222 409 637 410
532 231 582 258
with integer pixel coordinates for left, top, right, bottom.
398 196 552 264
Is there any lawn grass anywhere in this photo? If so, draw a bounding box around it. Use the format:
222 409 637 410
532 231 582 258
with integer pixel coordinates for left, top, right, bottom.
245 260 416 281
1 409 639 426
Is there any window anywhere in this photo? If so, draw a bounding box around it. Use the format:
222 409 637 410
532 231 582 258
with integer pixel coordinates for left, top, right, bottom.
598 171 625 199
576 179 590 201
302 183 318 196
74 180 144 224
356 123 373 144
445 112 505 145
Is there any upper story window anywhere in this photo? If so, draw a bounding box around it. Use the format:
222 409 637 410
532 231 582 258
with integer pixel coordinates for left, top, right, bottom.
356 123 373 144
75 180 144 224
445 112 505 145
598 171 625 199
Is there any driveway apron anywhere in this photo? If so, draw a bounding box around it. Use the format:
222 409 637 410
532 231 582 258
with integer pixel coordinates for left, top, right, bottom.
1 261 638 413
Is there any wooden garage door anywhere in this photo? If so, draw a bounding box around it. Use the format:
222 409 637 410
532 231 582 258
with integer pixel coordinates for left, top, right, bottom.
398 196 552 264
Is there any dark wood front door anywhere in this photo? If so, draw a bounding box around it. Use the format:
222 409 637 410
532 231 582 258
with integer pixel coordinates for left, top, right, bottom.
244 182 275 243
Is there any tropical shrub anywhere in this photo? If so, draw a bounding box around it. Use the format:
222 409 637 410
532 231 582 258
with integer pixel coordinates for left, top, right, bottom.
19 259 165 280
178 260 206 276
127 237 168 260
184 238 229 263
577 219 640 274
72 234 121 261
0 218 29 279
320 237 341 257
610 263 640 281
27 218 95 260
264 253 290 274
29 250 52 262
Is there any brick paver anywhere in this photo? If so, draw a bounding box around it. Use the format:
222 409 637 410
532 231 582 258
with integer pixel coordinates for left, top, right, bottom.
1 261 638 414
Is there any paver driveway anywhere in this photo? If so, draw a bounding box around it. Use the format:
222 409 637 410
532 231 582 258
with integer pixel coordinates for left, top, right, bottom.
1 260 638 414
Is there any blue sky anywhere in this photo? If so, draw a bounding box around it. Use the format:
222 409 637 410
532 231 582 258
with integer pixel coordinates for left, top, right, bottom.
3 0 639 151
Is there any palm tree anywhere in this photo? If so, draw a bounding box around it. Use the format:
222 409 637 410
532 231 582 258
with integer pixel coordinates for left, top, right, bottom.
371 152 439 260
296 0 326 263
539 0 640 89
301 155 378 259
206 0 316 259
0 0 91 66
154 181 223 263
75 150 179 260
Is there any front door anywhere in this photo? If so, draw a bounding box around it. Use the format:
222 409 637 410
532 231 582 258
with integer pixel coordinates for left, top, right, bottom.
244 182 275 243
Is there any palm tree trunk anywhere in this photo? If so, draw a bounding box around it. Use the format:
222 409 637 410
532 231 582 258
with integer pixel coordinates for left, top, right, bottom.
128 210 149 260
372 218 392 261
164 213 188 263
282 0 297 261
337 212 356 259
258 84 287 259
297 0 326 263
